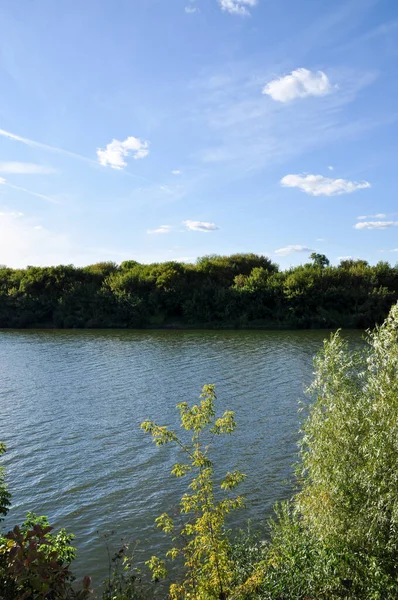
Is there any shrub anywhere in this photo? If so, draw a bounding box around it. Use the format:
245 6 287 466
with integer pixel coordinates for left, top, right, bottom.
0 444 91 600
248 302 398 599
141 384 246 599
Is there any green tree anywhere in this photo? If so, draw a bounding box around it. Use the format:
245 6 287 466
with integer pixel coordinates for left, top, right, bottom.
309 252 330 268
141 384 246 600
298 302 398 555
246 302 398 599
0 254 397 329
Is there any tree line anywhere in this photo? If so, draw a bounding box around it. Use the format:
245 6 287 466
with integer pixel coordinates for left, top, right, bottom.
0 252 397 329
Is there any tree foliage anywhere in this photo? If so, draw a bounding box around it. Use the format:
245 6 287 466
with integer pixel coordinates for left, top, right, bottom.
310 252 330 268
0 254 397 329
239 302 398 599
141 384 246 599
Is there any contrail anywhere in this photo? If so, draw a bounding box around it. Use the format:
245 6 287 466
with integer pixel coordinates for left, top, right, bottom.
0 179 59 204
0 128 97 166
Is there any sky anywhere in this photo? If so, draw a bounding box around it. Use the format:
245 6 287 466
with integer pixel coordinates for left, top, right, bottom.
0 0 397 269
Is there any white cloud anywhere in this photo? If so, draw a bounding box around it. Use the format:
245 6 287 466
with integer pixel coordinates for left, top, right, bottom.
0 162 56 174
262 68 333 103
193 62 380 175
184 220 219 232
316 238 325 242
280 173 371 196
185 5 198 13
328 165 334 171
274 245 313 256
218 0 257 16
147 225 172 234
97 136 149 169
357 213 387 220
354 221 398 230
172 170 181 175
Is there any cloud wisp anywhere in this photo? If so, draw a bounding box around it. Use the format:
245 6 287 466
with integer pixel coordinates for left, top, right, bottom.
354 221 398 230
0 162 56 175
147 225 172 234
218 0 257 16
193 60 379 175
147 221 219 234
274 244 313 256
97 137 150 170
281 173 371 196
262 68 334 103
357 213 390 220
184 220 219 232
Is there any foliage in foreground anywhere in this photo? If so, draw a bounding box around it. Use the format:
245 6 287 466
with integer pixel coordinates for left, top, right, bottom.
0 507 91 600
102 538 150 600
141 384 246 599
236 302 398 599
0 449 145 599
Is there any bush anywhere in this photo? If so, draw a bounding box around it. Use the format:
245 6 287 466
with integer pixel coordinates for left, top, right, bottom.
0 445 91 600
141 384 246 599
0 518 92 600
246 302 398 599
102 536 151 600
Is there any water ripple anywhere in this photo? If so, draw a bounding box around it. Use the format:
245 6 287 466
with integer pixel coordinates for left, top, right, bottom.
0 328 362 585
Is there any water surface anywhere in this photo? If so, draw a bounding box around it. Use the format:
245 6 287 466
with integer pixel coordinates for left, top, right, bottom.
0 329 362 585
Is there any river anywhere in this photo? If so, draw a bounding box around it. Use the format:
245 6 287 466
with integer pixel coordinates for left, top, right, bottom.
0 328 362 588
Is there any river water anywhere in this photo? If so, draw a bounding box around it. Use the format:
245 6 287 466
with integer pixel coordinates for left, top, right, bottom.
0 328 362 588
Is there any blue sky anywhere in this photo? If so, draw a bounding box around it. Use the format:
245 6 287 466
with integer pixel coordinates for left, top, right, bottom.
0 0 397 268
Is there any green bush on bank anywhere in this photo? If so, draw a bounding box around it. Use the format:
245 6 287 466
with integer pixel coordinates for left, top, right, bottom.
234 302 398 599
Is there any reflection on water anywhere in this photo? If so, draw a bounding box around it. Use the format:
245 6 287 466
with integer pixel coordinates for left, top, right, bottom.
0 328 362 584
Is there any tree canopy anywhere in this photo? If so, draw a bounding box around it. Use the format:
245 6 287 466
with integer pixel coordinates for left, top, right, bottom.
0 253 397 329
